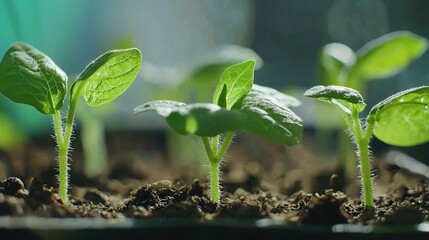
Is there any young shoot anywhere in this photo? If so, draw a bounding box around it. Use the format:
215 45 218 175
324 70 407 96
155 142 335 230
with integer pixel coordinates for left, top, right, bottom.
305 85 429 208
317 31 428 182
0 42 142 203
135 60 303 203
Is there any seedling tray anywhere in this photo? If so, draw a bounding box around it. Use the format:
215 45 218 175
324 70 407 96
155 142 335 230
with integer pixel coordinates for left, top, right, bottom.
1 217 429 240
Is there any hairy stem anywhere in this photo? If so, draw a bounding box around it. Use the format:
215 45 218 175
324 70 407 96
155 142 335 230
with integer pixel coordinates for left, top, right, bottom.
52 111 68 203
348 110 374 208
52 97 79 204
201 132 234 203
211 135 219 154
357 135 373 208
63 97 78 154
52 111 64 144
202 137 216 162
210 161 220 203
216 132 234 161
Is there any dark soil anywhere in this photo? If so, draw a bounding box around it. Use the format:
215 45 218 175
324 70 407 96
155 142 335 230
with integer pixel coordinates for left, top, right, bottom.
0 131 428 226
0 172 428 225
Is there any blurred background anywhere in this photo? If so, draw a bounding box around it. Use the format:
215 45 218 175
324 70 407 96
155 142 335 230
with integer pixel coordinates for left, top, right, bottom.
2 0 429 135
1 0 429 189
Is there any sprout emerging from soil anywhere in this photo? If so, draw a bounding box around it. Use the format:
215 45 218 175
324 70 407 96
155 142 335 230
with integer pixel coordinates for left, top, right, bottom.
0 42 142 203
317 31 428 183
305 85 429 208
135 60 303 203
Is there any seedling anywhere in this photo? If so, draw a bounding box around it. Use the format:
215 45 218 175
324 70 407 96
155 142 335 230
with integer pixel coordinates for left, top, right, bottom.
317 31 428 178
135 60 303 203
305 85 429 208
143 45 262 168
0 42 142 203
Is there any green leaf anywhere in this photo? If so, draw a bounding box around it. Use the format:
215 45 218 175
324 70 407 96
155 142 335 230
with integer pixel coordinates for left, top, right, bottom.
71 48 142 107
319 43 355 85
348 31 428 83
248 84 301 108
0 42 67 114
213 60 255 110
369 86 429 146
135 95 303 146
182 64 237 103
180 46 262 103
304 85 366 115
234 95 303 145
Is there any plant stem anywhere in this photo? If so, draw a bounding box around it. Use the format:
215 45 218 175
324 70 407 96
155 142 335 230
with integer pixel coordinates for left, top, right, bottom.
52 111 64 143
63 97 78 154
52 98 79 204
216 132 234 161
348 110 374 208
52 111 68 203
202 137 216 162
201 132 234 203
357 136 373 208
211 135 219 154
210 161 220 203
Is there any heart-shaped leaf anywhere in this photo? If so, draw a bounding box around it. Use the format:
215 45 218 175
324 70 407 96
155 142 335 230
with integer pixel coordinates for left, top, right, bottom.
348 31 428 83
213 60 255 110
304 85 366 115
0 42 67 114
135 94 303 146
369 86 429 146
71 48 142 107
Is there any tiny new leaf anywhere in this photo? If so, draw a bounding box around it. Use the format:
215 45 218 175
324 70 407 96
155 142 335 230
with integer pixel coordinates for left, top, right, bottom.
369 86 429 146
71 48 142 107
135 94 303 146
181 46 262 103
349 31 428 82
0 42 67 114
304 85 366 115
213 60 255 110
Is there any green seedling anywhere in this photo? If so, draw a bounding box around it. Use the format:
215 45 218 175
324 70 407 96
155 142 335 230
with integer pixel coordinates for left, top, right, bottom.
317 31 428 179
0 42 142 203
135 60 303 203
144 45 262 170
305 85 429 208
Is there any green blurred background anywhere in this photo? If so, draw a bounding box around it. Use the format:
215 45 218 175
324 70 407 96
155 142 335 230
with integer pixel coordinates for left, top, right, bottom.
1 0 429 140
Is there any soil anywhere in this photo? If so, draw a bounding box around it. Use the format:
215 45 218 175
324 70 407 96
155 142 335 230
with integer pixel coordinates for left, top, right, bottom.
0 130 428 226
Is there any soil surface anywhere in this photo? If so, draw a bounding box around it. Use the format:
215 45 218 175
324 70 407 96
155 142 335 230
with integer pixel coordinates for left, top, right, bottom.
0 131 428 225
0 175 428 225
